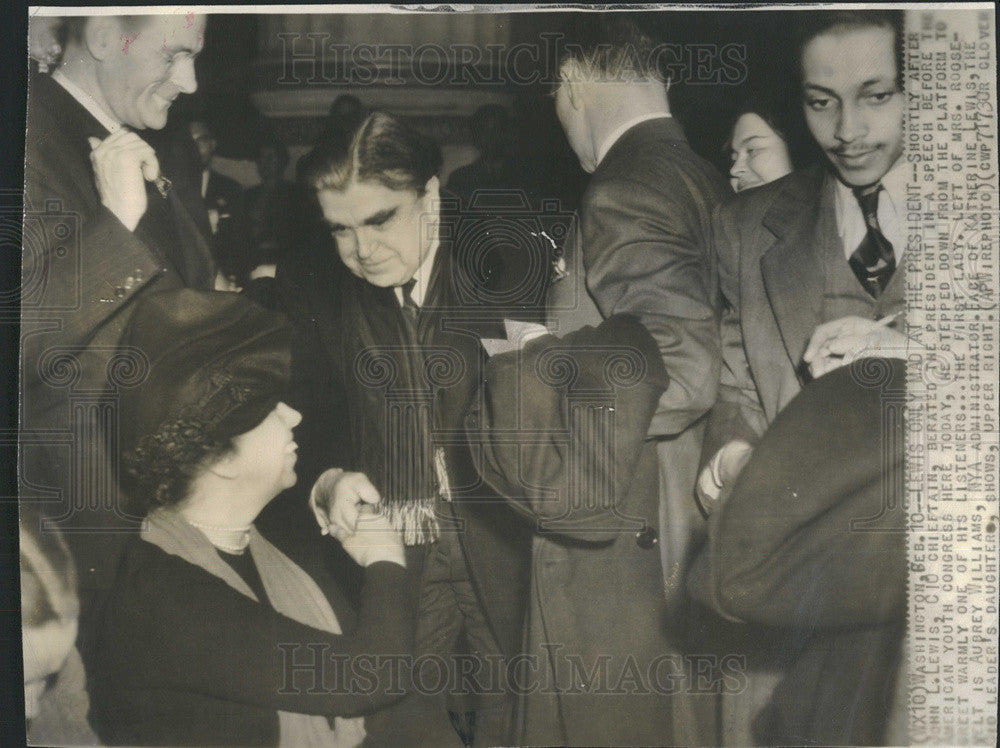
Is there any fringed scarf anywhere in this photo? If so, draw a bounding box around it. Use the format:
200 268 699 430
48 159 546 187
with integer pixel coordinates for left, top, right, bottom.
141 508 366 748
340 263 448 546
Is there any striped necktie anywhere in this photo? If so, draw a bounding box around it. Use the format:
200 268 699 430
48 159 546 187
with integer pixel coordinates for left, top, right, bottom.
849 184 896 297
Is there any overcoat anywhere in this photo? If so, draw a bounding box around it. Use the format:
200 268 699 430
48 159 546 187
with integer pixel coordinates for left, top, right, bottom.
473 115 727 746
689 360 907 746
274 202 543 669
468 315 674 747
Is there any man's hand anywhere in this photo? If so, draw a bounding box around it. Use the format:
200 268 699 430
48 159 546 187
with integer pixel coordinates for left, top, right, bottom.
309 468 381 539
88 130 160 232
696 439 754 515
339 506 406 568
802 315 907 379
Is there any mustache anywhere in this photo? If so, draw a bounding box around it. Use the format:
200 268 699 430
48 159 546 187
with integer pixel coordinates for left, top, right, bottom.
831 145 879 156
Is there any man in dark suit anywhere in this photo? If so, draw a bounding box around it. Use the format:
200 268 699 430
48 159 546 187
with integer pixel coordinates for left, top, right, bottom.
20 13 216 654
279 111 539 746
498 17 727 746
188 118 245 280
695 10 909 745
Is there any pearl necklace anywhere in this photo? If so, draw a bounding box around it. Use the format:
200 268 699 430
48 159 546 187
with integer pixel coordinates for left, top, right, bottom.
188 520 252 554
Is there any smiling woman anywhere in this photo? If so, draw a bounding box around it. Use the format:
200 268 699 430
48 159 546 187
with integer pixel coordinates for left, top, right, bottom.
725 97 795 192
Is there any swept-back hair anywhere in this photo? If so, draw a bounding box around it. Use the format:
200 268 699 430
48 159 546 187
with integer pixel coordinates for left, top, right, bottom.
793 10 904 90
299 111 442 195
723 92 815 171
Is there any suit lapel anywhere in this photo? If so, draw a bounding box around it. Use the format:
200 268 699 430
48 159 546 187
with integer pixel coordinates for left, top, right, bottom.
167 189 216 289
28 73 110 211
759 167 832 367
32 74 216 290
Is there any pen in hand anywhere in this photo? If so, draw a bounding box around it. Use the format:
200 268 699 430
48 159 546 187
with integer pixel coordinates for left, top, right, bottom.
799 311 904 384
874 310 903 328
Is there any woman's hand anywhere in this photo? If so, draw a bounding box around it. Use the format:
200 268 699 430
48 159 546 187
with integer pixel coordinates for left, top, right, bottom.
339 506 406 568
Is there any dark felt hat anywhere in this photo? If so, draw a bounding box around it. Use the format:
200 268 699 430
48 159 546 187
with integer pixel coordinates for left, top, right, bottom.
690 357 907 629
118 290 292 461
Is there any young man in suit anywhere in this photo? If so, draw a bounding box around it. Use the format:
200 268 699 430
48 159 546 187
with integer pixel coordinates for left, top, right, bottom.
189 119 244 230
705 9 908 477
518 16 729 746
695 10 909 745
21 13 216 659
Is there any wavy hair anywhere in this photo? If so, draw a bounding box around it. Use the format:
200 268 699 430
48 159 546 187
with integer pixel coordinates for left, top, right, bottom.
122 420 234 515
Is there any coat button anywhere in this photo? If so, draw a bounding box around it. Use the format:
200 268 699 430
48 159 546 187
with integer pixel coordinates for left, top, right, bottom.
635 526 658 549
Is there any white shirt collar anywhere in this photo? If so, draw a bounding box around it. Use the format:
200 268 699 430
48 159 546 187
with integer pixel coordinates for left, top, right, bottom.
833 154 908 259
52 69 122 135
834 154 907 233
394 235 440 309
596 112 671 168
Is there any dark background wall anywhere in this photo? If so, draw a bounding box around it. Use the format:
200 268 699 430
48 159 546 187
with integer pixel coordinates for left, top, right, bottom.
168 9 819 208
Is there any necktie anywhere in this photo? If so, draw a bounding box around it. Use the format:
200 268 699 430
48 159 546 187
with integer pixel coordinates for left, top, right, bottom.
400 279 419 323
849 184 896 297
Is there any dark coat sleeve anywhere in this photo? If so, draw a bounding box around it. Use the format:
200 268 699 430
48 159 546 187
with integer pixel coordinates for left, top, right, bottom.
698 199 770 468
580 170 721 437
21 161 168 368
20 78 216 398
275 240 357 489
689 360 907 629
92 545 413 720
468 314 669 542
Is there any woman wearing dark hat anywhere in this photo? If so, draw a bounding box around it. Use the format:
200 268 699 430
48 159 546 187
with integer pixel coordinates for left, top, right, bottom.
88 290 410 747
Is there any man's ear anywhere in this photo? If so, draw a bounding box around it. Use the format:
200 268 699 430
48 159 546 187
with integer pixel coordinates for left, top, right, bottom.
422 175 440 205
424 175 440 198
82 17 122 62
561 60 585 111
